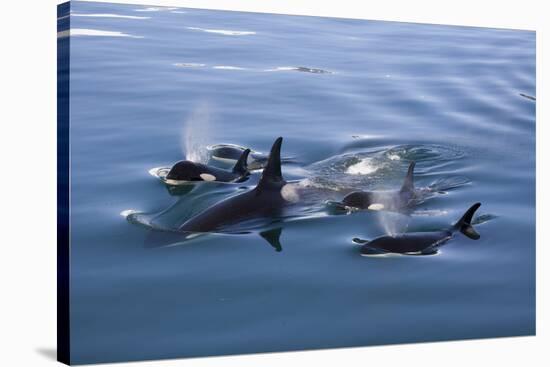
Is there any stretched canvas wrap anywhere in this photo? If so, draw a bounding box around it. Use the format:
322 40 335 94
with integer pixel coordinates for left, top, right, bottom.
57 1 536 365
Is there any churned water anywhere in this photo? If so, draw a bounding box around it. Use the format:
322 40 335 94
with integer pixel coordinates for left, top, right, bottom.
60 1 535 364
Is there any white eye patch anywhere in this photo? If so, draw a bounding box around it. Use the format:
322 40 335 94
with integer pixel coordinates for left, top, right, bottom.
368 203 385 211
199 173 217 181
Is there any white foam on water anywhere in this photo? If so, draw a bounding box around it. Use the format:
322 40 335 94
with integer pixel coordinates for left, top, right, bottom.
212 66 246 70
58 28 143 38
352 238 369 246
264 66 298 72
346 158 379 175
71 13 150 19
264 66 333 74
171 11 187 14
148 167 161 177
186 27 256 36
148 167 170 179
120 209 138 218
186 233 203 239
290 177 337 192
360 252 400 258
388 154 401 161
134 7 178 12
173 63 206 68
351 133 385 140
362 251 440 258
134 7 159 12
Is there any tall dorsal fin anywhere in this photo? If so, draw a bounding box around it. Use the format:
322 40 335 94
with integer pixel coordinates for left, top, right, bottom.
453 202 481 240
232 148 250 174
400 161 416 193
256 137 284 192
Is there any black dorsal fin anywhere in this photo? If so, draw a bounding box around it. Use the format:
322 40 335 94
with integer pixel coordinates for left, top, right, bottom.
453 202 482 240
256 137 285 192
400 161 416 193
232 148 250 174
260 227 283 252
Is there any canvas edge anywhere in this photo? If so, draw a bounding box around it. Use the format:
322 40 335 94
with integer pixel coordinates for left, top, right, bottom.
57 1 71 365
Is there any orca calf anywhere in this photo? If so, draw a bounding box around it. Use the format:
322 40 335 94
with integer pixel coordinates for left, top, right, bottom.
165 148 250 184
353 203 482 256
341 161 419 211
178 137 289 233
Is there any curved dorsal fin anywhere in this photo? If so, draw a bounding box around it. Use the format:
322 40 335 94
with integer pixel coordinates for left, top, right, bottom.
453 202 481 240
232 148 250 174
256 137 284 192
400 161 416 193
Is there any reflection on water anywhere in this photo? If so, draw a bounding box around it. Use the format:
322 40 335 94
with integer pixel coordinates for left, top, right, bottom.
185 26 256 36
66 1 535 364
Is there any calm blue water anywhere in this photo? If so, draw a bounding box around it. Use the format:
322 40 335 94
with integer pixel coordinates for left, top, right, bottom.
63 1 535 364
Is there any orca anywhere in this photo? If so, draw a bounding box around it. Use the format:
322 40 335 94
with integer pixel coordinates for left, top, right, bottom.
353 203 482 256
178 137 289 234
165 148 250 184
341 161 419 211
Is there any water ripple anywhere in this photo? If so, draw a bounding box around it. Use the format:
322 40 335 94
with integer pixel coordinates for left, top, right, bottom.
58 28 143 38
186 27 256 36
307 144 466 191
71 13 150 19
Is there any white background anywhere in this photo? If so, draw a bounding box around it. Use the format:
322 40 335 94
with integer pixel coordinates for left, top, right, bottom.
0 0 547 365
